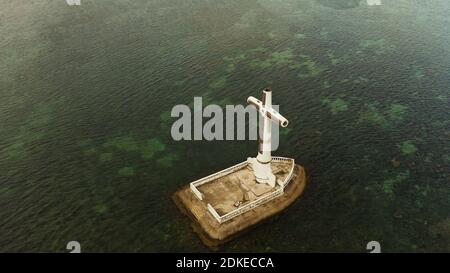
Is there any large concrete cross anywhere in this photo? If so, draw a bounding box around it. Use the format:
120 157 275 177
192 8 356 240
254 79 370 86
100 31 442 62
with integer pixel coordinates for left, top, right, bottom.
247 88 289 187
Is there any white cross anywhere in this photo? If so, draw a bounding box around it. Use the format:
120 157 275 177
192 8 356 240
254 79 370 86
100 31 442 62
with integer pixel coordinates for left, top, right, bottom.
247 88 289 187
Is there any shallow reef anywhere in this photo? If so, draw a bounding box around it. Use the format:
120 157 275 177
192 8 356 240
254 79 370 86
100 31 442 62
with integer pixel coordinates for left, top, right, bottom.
382 170 410 195
358 102 408 129
359 39 396 55
209 76 227 89
322 98 349 114
78 133 172 178
399 140 417 156
157 153 180 168
99 153 114 163
141 139 166 160
118 166 135 177
94 204 108 214
3 104 54 161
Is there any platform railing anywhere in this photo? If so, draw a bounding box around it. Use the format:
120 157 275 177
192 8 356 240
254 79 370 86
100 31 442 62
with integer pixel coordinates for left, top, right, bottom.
190 162 247 188
188 161 247 201
189 157 296 223
220 187 284 222
207 203 222 223
279 157 296 190
219 157 295 223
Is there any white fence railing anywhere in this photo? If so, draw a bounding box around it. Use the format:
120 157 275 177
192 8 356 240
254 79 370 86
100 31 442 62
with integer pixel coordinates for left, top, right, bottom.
207 203 221 221
280 158 296 190
189 157 296 224
220 186 284 223
190 183 204 200
190 161 247 188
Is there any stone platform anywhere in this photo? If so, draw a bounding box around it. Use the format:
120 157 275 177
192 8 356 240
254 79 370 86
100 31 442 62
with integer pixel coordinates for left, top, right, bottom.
173 162 307 247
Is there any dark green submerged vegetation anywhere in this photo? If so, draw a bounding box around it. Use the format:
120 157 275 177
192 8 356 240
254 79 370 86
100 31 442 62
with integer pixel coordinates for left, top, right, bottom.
0 0 449 252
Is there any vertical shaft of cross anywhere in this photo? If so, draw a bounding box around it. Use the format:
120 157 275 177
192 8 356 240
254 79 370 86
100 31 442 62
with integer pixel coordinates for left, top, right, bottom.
257 89 273 164
247 88 288 188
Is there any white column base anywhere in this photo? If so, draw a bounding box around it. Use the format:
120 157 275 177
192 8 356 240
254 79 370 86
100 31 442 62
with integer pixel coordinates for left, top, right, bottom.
247 157 276 187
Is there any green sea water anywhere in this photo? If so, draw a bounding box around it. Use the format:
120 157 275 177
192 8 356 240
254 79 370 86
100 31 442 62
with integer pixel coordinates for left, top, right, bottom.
0 0 449 252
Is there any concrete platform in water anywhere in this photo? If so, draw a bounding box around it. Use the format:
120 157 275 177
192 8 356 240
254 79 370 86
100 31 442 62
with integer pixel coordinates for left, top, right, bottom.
173 159 307 247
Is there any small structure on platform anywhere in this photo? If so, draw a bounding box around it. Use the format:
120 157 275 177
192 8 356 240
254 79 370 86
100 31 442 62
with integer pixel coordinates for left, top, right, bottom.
173 88 307 247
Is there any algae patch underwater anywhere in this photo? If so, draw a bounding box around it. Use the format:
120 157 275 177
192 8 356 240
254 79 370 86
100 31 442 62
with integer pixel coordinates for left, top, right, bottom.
399 141 418 156
322 98 349 114
118 166 135 177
